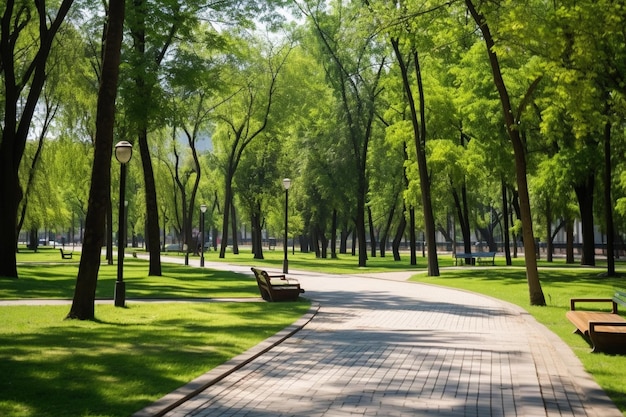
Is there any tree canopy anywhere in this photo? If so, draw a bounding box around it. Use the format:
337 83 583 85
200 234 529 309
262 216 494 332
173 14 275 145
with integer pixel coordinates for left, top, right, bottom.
2 0 626 309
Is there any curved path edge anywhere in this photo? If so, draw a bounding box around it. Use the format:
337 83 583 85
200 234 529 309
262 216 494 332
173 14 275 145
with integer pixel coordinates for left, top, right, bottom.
131 301 320 417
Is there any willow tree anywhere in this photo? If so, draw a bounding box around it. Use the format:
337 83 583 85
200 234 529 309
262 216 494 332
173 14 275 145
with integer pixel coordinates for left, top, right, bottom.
0 0 75 278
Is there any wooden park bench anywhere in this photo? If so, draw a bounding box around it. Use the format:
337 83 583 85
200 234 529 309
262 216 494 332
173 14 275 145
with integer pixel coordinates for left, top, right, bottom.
453 251 496 266
251 267 305 302
566 290 626 353
59 248 73 259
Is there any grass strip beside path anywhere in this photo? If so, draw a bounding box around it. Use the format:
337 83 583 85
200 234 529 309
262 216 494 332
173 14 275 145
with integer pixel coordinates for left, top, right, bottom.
0 302 309 417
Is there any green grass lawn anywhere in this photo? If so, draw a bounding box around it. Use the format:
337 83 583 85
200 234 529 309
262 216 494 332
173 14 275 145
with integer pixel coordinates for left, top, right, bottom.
2 248 309 417
5 246 626 416
12 250 261 300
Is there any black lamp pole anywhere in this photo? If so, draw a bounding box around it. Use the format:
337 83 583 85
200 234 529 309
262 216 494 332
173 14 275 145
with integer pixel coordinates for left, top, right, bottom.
114 141 133 307
200 204 207 267
282 178 291 274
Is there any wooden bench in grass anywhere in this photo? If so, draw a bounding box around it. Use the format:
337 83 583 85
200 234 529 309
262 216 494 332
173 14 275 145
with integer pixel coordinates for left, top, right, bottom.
59 248 73 259
251 267 305 302
566 290 626 353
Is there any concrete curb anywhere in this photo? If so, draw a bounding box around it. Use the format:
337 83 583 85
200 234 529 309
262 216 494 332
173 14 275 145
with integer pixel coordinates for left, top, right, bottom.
132 301 320 417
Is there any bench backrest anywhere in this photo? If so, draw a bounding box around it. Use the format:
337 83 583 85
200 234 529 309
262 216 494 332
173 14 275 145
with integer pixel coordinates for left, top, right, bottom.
614 290 626 308
251 267 271 300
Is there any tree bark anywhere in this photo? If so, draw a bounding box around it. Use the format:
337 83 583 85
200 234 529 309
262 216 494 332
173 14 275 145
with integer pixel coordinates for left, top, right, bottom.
574 176 596 266
231 203 239 255
566 219 575 264
138 128 162 275
392 207 407 261
452 188 472 264
67 0 125 320
331 209 338 259
368 206 376 258
219 171 233 258
379 204 395 257
501 180 512 266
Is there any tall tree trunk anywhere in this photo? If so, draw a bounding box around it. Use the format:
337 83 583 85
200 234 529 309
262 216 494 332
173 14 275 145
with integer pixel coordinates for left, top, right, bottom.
340 226 349 254
392 207 407 261
251 203 264 259
379 204 395 257
331 209 338 259
129 0 162 276
318 226 328 259
368 206 376 258
356 186 368 266
574 176 596 266
501 180 512 266
138 128 162 275
219 172 234 258
67 0 125 320
231 203 239 255
452 188 472 264
312 226 321 258
466 0 545 305
566 219 575 264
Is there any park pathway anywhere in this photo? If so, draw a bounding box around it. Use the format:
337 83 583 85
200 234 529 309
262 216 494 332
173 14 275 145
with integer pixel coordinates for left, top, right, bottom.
133 259 622 417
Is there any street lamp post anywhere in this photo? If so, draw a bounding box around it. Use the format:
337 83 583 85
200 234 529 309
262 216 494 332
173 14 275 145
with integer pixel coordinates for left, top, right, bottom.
114 141 133 307
200 204 207 267
282 178 291 274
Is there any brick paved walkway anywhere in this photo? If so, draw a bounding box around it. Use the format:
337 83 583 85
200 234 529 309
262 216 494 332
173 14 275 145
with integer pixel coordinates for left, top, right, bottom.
134 266 622 417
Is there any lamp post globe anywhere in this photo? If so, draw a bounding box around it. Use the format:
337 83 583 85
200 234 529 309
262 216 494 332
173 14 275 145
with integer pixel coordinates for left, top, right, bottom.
115 140 133 164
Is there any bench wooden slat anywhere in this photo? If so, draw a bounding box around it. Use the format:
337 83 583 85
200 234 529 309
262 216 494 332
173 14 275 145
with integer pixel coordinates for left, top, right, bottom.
251 267 304 302
566 291 626 353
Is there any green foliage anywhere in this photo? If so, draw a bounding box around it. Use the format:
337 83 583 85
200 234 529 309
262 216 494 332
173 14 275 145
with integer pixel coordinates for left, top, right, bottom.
8 0 626 282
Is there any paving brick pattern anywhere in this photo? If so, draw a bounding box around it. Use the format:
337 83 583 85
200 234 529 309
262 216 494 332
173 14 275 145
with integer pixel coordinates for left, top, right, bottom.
160 271 621 417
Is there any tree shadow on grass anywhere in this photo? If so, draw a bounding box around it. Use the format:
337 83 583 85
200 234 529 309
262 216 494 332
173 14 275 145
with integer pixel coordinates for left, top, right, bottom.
0 302 306 417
